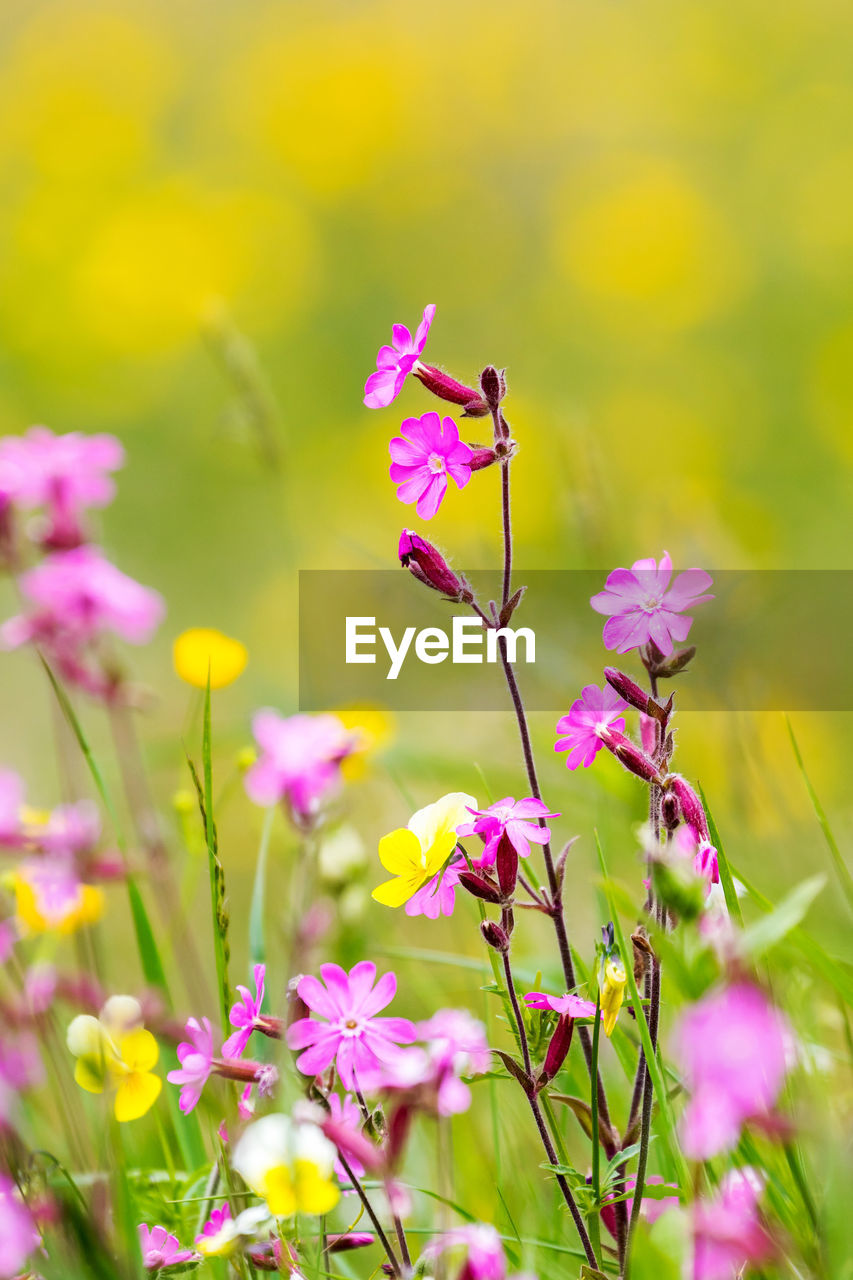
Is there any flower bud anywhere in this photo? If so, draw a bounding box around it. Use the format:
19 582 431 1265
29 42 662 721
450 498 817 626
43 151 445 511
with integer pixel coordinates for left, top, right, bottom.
604 667 653 715
496 831 518 896
605 732 662 784
398 530 472 602
468 446 499 471
666 774 709 841
661 792 680 831
413 363 488 415
480 920 509 952
540 1013 574 1083
479 365 507 411
328 1234 375 1253
458 870 503 904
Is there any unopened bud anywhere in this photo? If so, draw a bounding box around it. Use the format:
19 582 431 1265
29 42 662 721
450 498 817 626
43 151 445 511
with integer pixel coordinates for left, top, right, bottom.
468 446 499 471
496 831 518 896
666 775 709 841
458 870 502 904
479 365 507 411
328 1234 375 1253
541 1013 574 1083
480 920 509 952
605 732 662 784
398 530 472 602
661 793 680 831
604 667 671 724
413 362 488 414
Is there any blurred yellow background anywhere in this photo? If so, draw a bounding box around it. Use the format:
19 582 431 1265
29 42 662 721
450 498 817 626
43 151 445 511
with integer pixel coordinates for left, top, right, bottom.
0 0 851 960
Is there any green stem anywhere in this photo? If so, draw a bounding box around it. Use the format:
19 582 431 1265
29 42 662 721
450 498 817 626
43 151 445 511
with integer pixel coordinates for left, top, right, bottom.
589 1000 603 1266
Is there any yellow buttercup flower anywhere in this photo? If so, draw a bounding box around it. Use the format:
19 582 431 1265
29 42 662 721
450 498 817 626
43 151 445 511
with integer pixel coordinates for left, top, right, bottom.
173 627 247 690
599 954 628 1038
67 996 162 1122
232 1113 339 1217
372 792 476 908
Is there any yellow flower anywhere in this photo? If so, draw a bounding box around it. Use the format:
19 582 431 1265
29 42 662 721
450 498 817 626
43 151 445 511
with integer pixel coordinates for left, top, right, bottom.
232 1113 339 1217
372 792 476 909
173 627 247 690
599 955 628 1038
66 996 161 1122
12 867 104 936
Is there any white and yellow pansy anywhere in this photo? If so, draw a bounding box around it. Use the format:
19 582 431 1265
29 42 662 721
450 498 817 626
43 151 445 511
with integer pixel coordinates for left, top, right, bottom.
372 791 476 908
232 1112 340 1217
66 995 161 1122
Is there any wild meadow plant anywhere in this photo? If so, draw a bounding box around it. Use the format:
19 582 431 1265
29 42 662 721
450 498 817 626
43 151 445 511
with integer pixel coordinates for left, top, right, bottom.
0 313 847 1279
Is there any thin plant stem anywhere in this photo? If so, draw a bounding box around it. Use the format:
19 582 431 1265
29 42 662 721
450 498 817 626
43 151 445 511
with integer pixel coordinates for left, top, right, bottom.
501 460 512 606
335 1150 401 1277
501 950 532 1079
589 1000 603 1266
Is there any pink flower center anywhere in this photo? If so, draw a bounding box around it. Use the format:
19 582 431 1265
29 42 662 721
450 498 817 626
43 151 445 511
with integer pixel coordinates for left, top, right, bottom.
643 595 661 612
340 1017 364 1037
427 453 446 475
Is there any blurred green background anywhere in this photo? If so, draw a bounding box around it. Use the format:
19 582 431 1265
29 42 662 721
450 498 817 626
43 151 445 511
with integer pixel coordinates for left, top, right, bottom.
0 0 851 1261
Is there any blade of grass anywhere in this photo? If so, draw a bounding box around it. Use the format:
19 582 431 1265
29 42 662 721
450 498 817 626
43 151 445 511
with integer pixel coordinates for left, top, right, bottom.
786 716 853 917
249 806 275 975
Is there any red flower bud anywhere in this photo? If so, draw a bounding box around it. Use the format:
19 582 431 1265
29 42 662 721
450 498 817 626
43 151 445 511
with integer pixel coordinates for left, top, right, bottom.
496 830 518 896
605 732 662 784
413 363 488 415
398 530 472 602
480 920 509 952
541 1013 574 1083
666 774 709 841
458 870 503 904
468 446 499 471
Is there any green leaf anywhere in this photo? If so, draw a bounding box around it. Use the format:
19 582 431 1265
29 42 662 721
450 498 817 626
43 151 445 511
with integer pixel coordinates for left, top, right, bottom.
786 716 853 917
249 805 275 975
740 874 826 959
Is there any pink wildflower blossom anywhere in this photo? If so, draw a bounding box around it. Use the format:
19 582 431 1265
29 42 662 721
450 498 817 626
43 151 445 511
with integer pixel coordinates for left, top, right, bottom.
0 427 124 547
364 305 435 408
0 769 25 847
223 964 266 1059
2 546 164 652
590 552 713 657
416 1008 491 1116
460 797 558 865
328 1093 366 1184
0 1173 40 1278
692 1168 774 1280
389 413 473 519
554 685 628 770
673 983 790 1160
523 991 597 1018
137 1223 197 1271
287 962 417 1091
167 1016 214 1115
423 1224 534 1280
35 800 100 858
404 855 463 919
244 710 357 823
600 1175 679 1239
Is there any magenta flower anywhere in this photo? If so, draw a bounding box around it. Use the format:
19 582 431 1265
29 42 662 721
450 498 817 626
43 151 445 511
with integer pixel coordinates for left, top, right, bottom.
36 800 100 858
2 546 164 649
328 1093 366 1183
590 552 713 657
0 769 25 847
460 797 559 865
223 964 266 1059
0 427 124 547
672 983 790 1160
244 710 357 823
524 991 597 1019
405 856 463 920
554 684 628 770
138 1223 198 1272
287 962 417 1091
601 1176 679 1239
364 305 435 408
167 1016 214 1115
389 413 473 519
693 1169 774 1280
416 1008 491 1116
0 1173 40 1277
423 1224 529 1280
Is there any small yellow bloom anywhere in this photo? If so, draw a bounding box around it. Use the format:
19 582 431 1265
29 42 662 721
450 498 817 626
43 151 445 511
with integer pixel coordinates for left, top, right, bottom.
232 1113 339 1217
67 996 162 1122
372 792 476 909
173 627 247 690
599 955 628 1038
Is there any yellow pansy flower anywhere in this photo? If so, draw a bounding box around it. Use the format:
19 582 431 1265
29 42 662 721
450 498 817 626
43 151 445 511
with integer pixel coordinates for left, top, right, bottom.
599 954 628 1038
372 791 477 909
173 627 248 690
232 1113 339 1217
66 996 162 1122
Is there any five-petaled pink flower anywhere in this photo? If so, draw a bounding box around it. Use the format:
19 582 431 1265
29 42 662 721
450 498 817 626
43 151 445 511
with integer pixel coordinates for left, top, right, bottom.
524 991 597 1018
223 964 266 1059
138 1223 198 1271
460 797 559 865
364 305 435 409
554 684 628 770
672 983 790 1160
0 427 124 547
167 1016 214 1115
244 711 358 823
415 1008 492 1116
590 551 713 657
693 1168 774 1280
389 413 473 520
286 962 416 1091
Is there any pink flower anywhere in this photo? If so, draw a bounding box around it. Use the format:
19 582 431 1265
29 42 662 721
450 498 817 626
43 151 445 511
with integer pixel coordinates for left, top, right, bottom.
423 1224 528 1280
287 962 417 1091
460 797 559 865
523 991 597 1018
0 1173 40 1277
3 546 164 650
364 305 435 409
693 1169 774 1280
36 800 100 858
601 1176 679 1239
404 856 463 920
416 1008 491 1116
672 983 790 1160
137 1223 197 1272
554 684 628 770
0 427 124 547
590 552 713 657
0 769 25 847
223 964 265 1059
328 1093 366 1183
167 1016 214 1115
389 412 473 519
244 710 357 823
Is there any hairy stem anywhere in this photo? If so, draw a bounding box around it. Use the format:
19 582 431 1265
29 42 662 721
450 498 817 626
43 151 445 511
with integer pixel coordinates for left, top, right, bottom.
335 1150 401 1277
